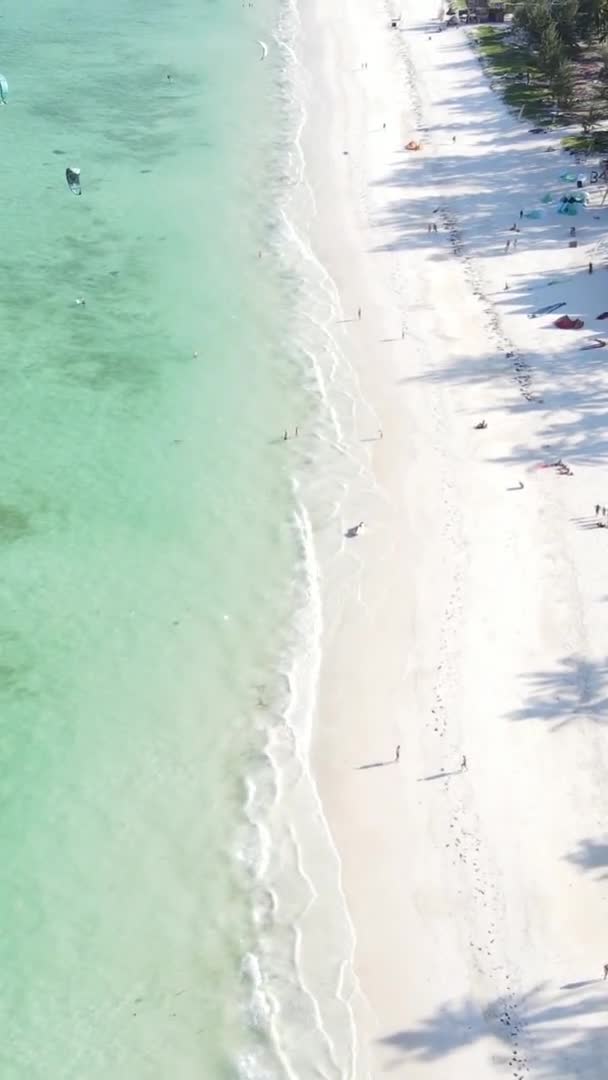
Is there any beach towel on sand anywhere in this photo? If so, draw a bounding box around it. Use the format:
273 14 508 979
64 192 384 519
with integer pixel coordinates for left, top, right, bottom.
554 315 584 329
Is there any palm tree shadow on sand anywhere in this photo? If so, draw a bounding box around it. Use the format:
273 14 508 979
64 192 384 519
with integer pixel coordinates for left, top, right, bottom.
508 655 608 730
377 982 608 1077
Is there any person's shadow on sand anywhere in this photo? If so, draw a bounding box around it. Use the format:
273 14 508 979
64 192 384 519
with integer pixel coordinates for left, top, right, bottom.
355 759 396 769
417 769 462 782
560 980 599 990
345 521 364 538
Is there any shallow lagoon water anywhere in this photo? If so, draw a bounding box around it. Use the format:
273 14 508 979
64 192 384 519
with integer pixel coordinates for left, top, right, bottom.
0 0 310 1075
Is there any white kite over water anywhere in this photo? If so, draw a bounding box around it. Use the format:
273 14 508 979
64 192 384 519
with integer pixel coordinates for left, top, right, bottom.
257 40 268 61
65 166 82 195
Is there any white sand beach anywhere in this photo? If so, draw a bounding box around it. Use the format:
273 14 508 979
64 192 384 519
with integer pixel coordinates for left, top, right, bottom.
298 0 608 1075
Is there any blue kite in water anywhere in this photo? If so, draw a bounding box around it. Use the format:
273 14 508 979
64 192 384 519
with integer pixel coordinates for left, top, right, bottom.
0 75 8 104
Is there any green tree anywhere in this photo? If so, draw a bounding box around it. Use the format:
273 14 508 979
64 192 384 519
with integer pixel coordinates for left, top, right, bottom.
538 17 566 73
553 0 580 49
515 0 553 46
577 0 608 39
550 60 575 105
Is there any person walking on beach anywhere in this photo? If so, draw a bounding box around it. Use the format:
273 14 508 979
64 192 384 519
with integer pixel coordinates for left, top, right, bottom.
283 430 288 441
395 744 401 763
401 324 406 339
461 754 467 771
603 963 608 980
513 237 518 250
596 504 601 516
505 239 511 253
357 306 362 320
433 222 438 233
589 262 594 274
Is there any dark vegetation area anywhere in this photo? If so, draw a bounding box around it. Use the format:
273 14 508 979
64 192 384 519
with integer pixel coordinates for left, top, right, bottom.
473 0 608 152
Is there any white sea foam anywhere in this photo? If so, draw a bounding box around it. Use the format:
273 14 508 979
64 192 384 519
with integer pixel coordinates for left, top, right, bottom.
237 497 364 1080
232 0 387 1076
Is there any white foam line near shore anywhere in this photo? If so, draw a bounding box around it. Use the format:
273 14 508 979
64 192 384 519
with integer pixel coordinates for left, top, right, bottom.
235 10 386 1052
276 0 388 467
238 486 370 1079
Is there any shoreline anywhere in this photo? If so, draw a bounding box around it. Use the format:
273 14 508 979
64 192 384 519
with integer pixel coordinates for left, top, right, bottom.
296 0 608 1075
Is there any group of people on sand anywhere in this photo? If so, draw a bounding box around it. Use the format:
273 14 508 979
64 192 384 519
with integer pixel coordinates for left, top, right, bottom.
393 745 467 770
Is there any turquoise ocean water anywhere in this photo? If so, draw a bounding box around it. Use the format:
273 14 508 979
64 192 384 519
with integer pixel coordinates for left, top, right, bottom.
0 0 333 1075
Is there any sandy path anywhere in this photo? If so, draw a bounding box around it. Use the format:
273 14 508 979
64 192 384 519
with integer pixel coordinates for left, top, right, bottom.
298 0 608 1076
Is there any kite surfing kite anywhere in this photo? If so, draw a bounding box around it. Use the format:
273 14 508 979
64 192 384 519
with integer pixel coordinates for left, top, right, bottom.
257 40 268 60
65 166 81 195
